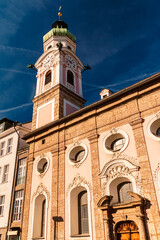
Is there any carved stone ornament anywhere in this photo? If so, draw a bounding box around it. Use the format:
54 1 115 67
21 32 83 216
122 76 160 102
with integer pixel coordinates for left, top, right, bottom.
66 174 92 195
32 183 50 202
110 128 118 135
73 141 82 147
111 152 138 166
72 161 83 168
43 54 54 68
107 164 130 179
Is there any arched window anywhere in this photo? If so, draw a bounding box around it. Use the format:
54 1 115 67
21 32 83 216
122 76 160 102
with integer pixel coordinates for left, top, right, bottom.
45 71 51 85
33 195 46 238
70 186 89 236
78 191 89 234
67 70 74 85
117 181 133 203
41 199 46 237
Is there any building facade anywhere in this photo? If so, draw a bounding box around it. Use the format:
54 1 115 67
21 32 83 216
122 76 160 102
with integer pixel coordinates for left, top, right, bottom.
21 19 160 240
0 119 31 240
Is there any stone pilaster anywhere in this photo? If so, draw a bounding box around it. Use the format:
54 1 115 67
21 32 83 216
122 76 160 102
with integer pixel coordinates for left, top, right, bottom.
136 214 148 240
88 133 105 240
51 130 65 240
130 117 160 237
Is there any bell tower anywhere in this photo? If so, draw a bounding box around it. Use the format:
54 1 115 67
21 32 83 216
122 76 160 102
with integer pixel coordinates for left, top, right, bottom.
32 13 85 130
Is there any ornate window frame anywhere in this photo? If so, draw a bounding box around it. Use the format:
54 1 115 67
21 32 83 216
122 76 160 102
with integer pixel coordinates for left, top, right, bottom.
67 142 88 167
66 174 92 239
35 154 50 178
103 129 129 154
147 112 160 141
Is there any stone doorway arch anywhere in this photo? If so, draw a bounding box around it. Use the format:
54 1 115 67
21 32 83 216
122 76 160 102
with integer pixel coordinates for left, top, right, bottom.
115 221 140 240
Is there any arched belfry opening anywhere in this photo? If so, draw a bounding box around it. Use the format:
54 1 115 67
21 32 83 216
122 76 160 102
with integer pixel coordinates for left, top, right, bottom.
115 221 140 240
67 70 74 86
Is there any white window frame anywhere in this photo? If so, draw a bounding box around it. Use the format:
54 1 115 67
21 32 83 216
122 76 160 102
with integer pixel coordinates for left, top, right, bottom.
0 195 5 216
3 165 9 182
16 158 26 185
0 142 5 156
7 138 13 154
13 190 23 221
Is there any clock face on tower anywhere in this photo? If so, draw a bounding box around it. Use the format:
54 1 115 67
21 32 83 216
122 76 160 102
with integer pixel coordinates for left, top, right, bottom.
65 55 76 69
43 54 54 68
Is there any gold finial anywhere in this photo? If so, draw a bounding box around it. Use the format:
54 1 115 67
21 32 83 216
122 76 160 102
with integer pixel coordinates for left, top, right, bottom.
58 6 62 20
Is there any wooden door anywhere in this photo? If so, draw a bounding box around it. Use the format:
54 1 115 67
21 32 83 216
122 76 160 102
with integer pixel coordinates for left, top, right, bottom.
116 221 140 240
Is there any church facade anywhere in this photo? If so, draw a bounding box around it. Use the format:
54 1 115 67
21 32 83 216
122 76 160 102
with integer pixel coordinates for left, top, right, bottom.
21 18 160 240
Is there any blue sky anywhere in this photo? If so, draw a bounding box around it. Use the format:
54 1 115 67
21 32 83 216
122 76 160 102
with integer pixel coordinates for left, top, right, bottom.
0 0 160 123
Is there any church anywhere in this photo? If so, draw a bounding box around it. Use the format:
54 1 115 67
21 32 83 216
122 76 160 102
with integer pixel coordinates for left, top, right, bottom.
18 12 160 240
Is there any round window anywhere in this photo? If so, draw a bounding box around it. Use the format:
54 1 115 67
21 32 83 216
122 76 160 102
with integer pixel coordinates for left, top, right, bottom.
111 138 126 151
148 118 160 139
156 127 160 137
104 131 128 154
69 145 87 163
37 158 48 173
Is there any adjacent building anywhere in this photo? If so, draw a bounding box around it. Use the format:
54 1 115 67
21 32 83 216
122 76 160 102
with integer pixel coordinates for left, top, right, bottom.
0 119 31 240
20 18 160 240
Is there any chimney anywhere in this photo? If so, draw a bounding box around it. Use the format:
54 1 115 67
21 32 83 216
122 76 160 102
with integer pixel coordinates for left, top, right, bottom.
99 89 113 99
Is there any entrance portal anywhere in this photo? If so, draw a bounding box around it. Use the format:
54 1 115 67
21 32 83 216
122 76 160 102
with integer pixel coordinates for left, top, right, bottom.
116 221 140 240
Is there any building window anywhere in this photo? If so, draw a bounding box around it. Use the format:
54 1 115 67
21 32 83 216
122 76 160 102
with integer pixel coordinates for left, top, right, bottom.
70 187 89 236
37 158 48 174
3 165 9 182
111 138 126 151
13 190 23 221
16 158 26 185
45 71 51 85
7 138 13 154
68 145 87 165
156 127 160 136
33 195 46 238
117 181 133 203
104 130 129 154
47 45 52 50
41 199 46 237
0 142 5 156
78 191 89 235
0 196 5 216
67 70 74 85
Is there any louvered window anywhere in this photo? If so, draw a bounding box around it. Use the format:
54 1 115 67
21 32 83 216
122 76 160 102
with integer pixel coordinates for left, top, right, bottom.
67 70 74 85
45 71 51 85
